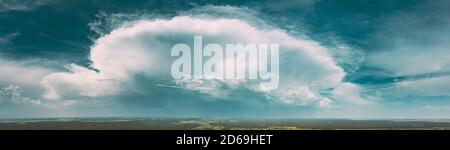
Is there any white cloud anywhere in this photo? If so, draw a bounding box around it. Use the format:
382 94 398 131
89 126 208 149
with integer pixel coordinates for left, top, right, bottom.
270 85 332 108
0 59 51 87
0 84 41 106
331 83 370 105
0 0 51 12
0 32 20 45
394 76 450 97
0 59 79 110
41 64 120 100
41 15 353 108
367 3 450 97
367 48 450 77
366 0 450 77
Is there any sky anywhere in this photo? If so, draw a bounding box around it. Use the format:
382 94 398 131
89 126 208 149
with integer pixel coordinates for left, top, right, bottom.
0 0 449 119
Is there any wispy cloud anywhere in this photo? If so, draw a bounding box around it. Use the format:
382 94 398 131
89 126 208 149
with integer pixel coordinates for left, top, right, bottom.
0 0 50 12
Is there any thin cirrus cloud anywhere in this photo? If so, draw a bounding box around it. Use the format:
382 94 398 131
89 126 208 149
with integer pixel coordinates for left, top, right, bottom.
0 0 51 12
363 0 450 101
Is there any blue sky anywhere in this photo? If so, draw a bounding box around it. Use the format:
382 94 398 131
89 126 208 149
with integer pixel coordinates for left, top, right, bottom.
0 0 449 119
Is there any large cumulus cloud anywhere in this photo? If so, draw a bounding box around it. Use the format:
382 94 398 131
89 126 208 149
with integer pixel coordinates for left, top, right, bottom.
40 9 367 108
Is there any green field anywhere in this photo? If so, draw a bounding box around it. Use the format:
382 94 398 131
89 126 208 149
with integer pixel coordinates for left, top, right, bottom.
1 118 450 130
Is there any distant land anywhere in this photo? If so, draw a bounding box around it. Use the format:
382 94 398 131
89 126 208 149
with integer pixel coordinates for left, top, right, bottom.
1 118 450 130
